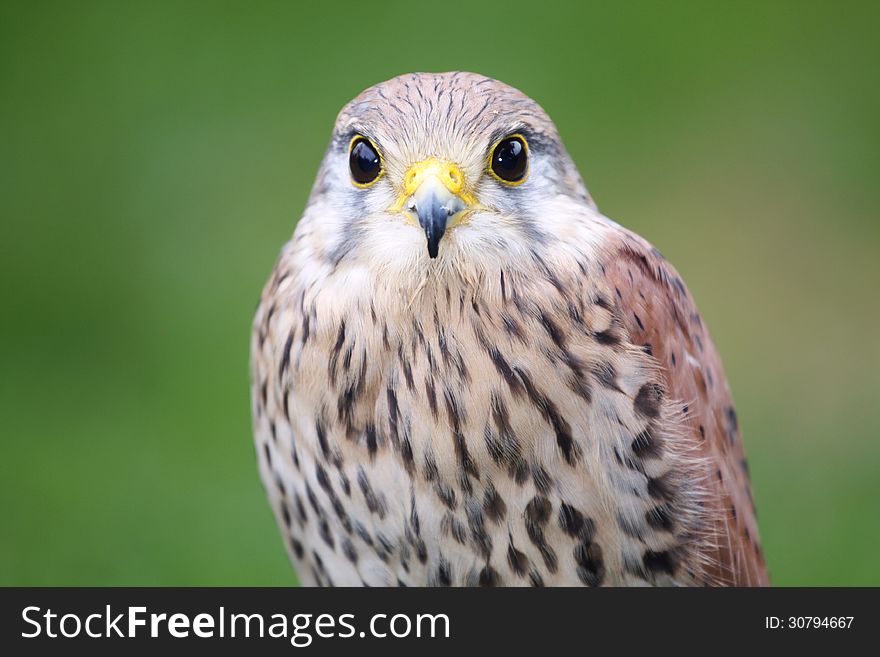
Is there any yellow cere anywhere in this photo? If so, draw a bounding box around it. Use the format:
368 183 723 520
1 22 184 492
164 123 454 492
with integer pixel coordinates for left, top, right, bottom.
390 157 480 213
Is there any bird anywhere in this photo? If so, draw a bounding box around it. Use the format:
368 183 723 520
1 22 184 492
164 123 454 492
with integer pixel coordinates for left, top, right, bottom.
250 72 768 587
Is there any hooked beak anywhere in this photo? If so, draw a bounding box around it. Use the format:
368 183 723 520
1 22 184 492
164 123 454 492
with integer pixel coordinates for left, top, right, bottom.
394 158 476 258
409 175 465 258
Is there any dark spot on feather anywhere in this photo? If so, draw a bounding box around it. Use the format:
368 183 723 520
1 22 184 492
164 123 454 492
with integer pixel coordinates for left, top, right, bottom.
364 423 378 458
304 483 323 519
634 383 663 418
443 513 467 544
386 388 401 447
574 541 604 586
483 484 507 522
516 367 580 465
357 467 384 517
725 406 739 444
647 474 675 501
524 496 557 571
594 329 620 346
293 493 307 524
319 519 334 549
484 428 504 464
315 420 330 459
466 502 493 558
353 521 373 546
443 387 463 433
331 497 352 534
436 558 452 586
631 428 662 458
488 347 523 396
342 538 357 563
423 454 438 482
400 354 414 391
328 321 346 382
526 496 551 526
559 503 595 541
435 482 457 510
279 332 293 379
646 504 674 531
479 565 500 586
643 550 677 576
400 434 415 473
512 459 529 485
531 464 552 495
507 543 529 576
315 463 332 494
539 312 566 348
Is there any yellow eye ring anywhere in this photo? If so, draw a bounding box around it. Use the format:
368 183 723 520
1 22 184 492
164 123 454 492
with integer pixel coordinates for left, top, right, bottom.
487 133 529 186
349 135 384 188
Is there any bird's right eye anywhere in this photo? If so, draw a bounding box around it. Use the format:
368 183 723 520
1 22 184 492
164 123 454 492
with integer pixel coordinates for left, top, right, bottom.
349 137 383 187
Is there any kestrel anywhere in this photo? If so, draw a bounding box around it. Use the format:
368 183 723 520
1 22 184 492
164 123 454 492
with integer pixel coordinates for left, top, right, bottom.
251 72 768 587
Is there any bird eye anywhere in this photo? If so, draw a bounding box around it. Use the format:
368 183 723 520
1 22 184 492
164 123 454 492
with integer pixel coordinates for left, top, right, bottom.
489 134 529 184
349 137 383 186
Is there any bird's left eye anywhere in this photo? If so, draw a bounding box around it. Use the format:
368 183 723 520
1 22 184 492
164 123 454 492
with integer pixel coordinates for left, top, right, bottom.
489 134 529 184
349 137 383 186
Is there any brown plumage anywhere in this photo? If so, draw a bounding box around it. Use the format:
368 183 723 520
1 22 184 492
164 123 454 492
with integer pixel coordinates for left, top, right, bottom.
251 72 768 586
603 233 767 585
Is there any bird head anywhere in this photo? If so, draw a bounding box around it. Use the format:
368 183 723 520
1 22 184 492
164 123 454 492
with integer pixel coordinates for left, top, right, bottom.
304 72 595 277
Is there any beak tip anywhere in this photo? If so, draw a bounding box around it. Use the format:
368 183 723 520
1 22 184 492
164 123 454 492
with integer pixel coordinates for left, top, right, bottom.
425 233 441 258
410 173 466 260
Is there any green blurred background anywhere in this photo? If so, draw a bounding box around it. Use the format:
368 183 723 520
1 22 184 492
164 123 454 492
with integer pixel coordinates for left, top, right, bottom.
1 0 878 586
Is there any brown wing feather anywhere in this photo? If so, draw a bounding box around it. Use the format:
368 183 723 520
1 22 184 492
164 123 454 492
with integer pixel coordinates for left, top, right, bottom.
602 229 769 586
